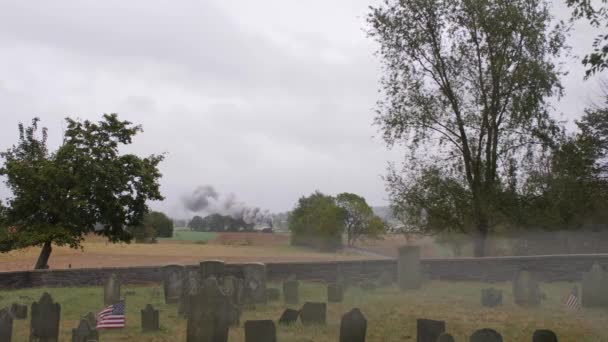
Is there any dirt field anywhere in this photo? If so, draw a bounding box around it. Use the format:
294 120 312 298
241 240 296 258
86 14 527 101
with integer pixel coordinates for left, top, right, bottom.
355 234 441 258
0 232 379 272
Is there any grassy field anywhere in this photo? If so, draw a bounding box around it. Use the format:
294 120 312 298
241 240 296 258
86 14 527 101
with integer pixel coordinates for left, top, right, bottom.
158 230 217 242
2 281 608 341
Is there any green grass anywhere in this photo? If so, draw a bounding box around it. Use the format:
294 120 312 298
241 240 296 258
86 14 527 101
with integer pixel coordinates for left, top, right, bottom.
160 230 217 242
2 281 608 341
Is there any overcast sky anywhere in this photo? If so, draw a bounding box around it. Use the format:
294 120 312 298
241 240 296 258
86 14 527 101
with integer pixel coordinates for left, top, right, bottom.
0 0 604 218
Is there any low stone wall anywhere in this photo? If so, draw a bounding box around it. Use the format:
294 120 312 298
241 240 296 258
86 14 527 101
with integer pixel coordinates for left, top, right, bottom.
1 254 608 289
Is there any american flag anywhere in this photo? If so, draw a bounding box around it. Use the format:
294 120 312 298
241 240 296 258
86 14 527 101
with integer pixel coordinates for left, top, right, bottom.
565 286 581 310
96 300 126 328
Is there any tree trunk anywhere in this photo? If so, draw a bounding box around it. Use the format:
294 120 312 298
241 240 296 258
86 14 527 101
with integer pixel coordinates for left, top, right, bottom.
34 241 52 270
472 221 488 257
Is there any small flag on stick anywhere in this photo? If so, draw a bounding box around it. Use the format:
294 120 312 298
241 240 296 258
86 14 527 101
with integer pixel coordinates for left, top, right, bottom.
565 286 581 310
96 300 126 328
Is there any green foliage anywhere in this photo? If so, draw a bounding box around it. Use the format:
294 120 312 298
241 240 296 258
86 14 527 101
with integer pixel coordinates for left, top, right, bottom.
288 192 346 251
335 193 386 245
188 214 254 232
139 211 173 238
129 224 157 244
567 0 608 77
368 0 566 256
187 215 204 231
0 114 164 266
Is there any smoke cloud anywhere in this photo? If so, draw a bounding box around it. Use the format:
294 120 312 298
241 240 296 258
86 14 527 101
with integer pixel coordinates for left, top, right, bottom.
182 185 272 225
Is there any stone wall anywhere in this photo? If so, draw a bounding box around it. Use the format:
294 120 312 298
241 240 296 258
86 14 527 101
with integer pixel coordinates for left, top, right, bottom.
1 254 608 289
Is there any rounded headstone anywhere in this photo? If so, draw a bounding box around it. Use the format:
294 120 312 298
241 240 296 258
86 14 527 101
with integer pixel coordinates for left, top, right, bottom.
533 329 558 342
470 328 503 342
339 308 366 342
437 333 456 342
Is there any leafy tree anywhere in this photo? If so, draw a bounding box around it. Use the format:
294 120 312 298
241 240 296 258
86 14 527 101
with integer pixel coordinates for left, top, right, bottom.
129 224 157 244
335 193 386 245
288 192 346 251
0 115 164 269
141 211 173 238
188 215 205 231
567 0 608 77
368 0 566 256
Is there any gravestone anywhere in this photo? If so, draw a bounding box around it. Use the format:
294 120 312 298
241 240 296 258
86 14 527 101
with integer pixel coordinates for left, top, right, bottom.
244 320 276 342
179 270 201 317
339 308 366 342
200 260 225 281
0 308 13 342
162 265 185 304
513 270 541 307
221 276 243 326
481 288 503 307
532 329 558 342
582 263 608 307
71 318 98 342
300 302 326 326
141 304 160 332
283 279 299 304
265 288 280 302
103 273 121 306
416 318 445 342
437 333 456 342
186 277 230 342
398 246 421 290
470 328 503 342
243 263 267 304
30 292 61 342
10 303 27 319
84 312 96 329
278 309 299 325
378 271 393 287
327 283 344 303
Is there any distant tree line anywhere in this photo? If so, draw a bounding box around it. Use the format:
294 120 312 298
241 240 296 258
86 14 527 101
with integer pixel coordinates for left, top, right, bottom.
187 213 255 232
129 211 174 243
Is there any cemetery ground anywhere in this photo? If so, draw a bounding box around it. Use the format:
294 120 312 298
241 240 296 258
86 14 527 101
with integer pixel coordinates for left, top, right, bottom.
2 280 607 341
0 233 374 271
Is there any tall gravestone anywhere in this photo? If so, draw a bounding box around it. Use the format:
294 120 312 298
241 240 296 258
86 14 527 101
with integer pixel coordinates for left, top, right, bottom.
398 246 421 290
244 320 276 342
141 304 160 332
179 270 201 318
0 308 13 342
186 278 230 342
243 263 267 304
200 260 225 281
300 302 326 326
103 273 121 306
71 318 98 342
582 263 608 307
30 292 61 342
283 279 299 304
222 275 244 326
533 330 558 342
470 328 503 342
327 283 344 303
416 319 445 342
162 265 185 304
512 270 541 307
339 308 366 342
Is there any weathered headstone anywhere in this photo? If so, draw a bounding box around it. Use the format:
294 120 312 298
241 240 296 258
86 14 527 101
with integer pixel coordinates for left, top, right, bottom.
278 309 299 325
339 308 366 342
437 333 456 342
327 283 344 303
103 273 121 306
141 304 160 332
244 320 276 342
513 270 541 307
582 263 608 307
283 279 299 304
179 270 201 318
243 263 267 304
30 292 61 342
0 308 13 342
470 328 503 342
481 288 503 307
221 276 243 326
300 302 326 326
84 312 96 329
186 277 230 342
163 264 185 304
10 303 27 319
200 260 225 281
398 246 421 290
265 288 280 302
416 318 445 342
532 330 558 342
71 318 98 342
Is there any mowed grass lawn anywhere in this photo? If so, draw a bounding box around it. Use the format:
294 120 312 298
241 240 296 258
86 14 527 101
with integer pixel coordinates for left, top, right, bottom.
1 281 607 341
